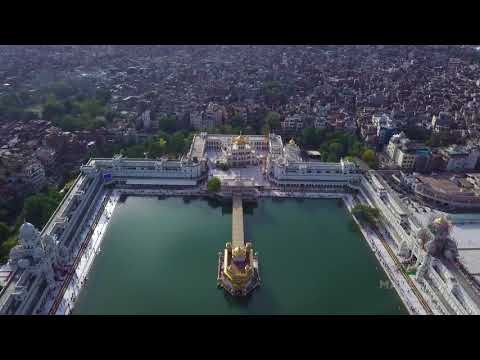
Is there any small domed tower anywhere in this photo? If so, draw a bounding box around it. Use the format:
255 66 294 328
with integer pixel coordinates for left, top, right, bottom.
18 222 42 250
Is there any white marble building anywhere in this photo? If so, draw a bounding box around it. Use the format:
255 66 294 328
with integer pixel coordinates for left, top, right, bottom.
360 169 480 315
267 138 361 190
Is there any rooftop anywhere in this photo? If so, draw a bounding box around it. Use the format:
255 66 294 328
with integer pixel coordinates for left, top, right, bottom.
416 175 476 196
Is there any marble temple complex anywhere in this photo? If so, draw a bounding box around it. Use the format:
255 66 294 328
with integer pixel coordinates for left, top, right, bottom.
2 131 480 314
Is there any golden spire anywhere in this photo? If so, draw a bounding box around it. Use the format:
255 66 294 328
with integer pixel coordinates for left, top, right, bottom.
233 132 249 145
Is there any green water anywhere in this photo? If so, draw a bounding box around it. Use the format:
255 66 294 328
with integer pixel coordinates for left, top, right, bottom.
74 196 407 315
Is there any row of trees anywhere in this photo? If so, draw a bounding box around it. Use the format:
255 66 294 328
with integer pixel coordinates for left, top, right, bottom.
42 94 113 131
297 128 377 167
156 115 178 133
0 93 38 122
92 131 195 159
403 125 462 148
0 79 109 125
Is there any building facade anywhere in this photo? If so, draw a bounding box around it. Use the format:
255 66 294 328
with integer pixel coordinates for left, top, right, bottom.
373 113 396 146
267 138 361 190
441 145 480 173
360 170 480 315
387 132 430 171
220 134 259 167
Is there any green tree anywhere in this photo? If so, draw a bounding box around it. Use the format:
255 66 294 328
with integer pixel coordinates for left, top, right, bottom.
326 153 339 162
207 177 221 193
0 222 10 244
42 95 65 121
147 138 167 158
169 132 187 154
352 204 380 225
73 98 105 117
362 149 376 164
328 142 344 156
301 128 322 147
348 140 363 157
158 115 177 133
122 144 146 158
23 189 63 229
264 111 281 130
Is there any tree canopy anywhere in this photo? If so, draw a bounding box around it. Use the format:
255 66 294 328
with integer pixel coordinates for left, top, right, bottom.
263 111 281 131
298 128 376 164
158 115 177 133
117 131 196 160
352 204 380 225
146 138 167 158
23 188 63 230
0 222 10 245
41 93 108 131
207 177 221 193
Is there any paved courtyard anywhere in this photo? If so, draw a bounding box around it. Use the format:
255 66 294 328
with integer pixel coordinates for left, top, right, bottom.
206 150 268 186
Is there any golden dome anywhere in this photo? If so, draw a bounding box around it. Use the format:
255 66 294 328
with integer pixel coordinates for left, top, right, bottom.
433 216 447 225
232 246 247 257
233 134 249 145
288 138 296 145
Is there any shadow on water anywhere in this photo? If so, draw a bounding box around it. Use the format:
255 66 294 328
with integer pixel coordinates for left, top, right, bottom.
221 285 277 315
243 201 258 215
206 197 223 210
221 205 232 215
223 291 253 308
336 198 344 208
